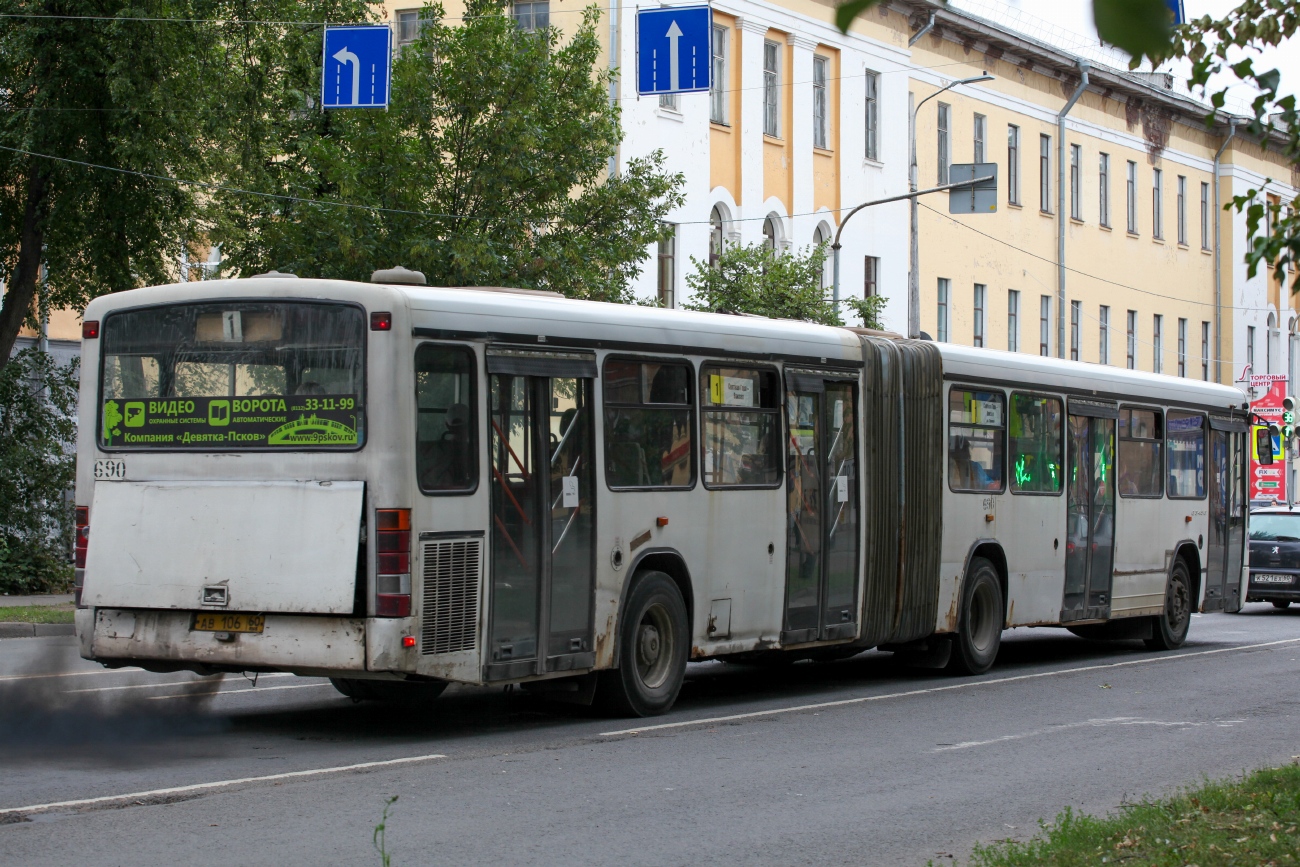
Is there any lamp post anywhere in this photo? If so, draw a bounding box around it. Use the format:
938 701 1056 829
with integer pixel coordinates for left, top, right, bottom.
908 73 993 338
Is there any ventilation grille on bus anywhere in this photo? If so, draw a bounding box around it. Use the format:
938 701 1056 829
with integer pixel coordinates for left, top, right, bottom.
420 538 481 655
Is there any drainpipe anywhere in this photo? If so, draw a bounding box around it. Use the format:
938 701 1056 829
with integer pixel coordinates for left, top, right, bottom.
608 0 620 178
1213 117 1237 384
1056 60 1089 359
908 11 935 47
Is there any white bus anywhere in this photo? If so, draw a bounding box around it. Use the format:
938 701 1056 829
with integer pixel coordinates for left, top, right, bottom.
73 271 1250 716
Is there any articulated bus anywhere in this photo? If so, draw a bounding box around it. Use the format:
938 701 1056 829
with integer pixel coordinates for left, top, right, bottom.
73 272 1251 716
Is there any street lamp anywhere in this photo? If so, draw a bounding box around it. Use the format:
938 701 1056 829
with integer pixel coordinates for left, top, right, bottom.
908 73 993 338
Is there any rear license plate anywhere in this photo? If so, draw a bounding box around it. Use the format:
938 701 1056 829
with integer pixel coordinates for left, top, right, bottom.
1253 574 1295 585
192 613 265 633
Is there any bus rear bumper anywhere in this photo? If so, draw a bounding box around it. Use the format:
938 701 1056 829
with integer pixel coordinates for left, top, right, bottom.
79 608 368 674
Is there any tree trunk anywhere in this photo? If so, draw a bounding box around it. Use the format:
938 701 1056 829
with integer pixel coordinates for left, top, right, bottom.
0 169 50 370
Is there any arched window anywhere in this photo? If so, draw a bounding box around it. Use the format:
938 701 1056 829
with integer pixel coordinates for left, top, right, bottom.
1268 312 1279 375
762 215 779 252
812 223 832 289
709 206 725 266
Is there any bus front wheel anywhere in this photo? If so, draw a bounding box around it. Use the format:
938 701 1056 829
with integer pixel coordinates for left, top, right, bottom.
1145 560 1192 650
595 570 689 717
948 558 1003 676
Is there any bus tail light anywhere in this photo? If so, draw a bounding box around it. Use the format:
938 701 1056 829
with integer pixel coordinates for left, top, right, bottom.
74 507 89 607
375 508 411 617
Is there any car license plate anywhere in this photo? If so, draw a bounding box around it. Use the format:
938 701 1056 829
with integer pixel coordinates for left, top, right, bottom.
192 613 265 633
1253 574 1295 585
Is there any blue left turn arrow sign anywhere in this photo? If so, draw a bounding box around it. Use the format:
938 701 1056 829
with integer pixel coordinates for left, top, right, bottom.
322 25 393 109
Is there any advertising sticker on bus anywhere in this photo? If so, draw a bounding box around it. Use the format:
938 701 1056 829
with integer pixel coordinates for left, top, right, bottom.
101 395 361 448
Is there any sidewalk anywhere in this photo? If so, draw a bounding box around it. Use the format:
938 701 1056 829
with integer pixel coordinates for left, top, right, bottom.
0 593 76 638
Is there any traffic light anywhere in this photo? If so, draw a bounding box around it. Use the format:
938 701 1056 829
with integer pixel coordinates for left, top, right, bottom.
1285 396 1297 441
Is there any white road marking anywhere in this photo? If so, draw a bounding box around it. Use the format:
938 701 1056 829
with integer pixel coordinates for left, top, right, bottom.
68 673 295 694
0 753 447 817
932 716 1240 752
146 682 333 700
0 667 143 682
601 637 1300 737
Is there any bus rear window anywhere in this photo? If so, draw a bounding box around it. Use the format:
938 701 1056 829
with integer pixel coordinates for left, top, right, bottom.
99 301 365 450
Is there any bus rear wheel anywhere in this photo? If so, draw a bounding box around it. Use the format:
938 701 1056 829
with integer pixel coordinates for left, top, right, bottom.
595 570 688 717
1272 600 1292 610
948 557 1003 676
1145 560 1192 650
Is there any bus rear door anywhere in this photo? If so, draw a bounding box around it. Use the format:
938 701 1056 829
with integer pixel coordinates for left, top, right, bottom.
1062 401 1117 622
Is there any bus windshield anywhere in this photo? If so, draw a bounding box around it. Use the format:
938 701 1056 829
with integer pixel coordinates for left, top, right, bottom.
98 301 366 450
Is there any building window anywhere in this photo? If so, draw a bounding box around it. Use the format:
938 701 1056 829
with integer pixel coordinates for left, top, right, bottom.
512 0 549 31
1099 305 1110 365
1127 310 1137 369
1201 321 1210 380
1039 134 1052 213
710 25 728 124
864 71 879 161
761 215 779 252
396 9 427 44
864 256 879 298
1070 300 1081 361
937 278 950 342
1177 175 1187 245
1200 182 1211 250
1178 317 1187 377
659 91 678 111
1127 160 1138 233
973 284 986 347
657 225 676 308
1153 314 1163 373
604 359 694 489
937 102 951 184
1007 289 1019 352
1040 295 1051 357
1153 168 1164 239
1099 153 1110 227
1007 125 1020 205
709 206 725 266
1248 325 1256 370
813 224 831 289
973 113 986 163
763 42 780 137
813 56 829 149
1070 144 1082 220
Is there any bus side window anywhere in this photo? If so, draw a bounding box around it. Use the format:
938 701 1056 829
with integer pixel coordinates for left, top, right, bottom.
699 365 781 488
1009 393 1063 494
948 388 1005 493
1118 407 1163 498
415 344 477 494
1167 411 1207 499
603 358 695 489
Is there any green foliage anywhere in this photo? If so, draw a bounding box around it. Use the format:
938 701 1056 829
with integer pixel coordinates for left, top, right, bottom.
834 0 886 34
962 763 1300 866
684 242 838 324
843 294 888 330
1092 0 1174 60
0 605 75 624
1160 1 1300 291
217 0 683 303
0 350 77 594
373 795 398 867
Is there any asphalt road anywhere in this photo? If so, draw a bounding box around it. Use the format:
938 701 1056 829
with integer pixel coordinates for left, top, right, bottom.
2 605 1298 866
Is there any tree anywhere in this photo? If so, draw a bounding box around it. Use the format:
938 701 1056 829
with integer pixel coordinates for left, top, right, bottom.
0 350 77 593
215 0 684 303
0 0 238 368
683 241 886 328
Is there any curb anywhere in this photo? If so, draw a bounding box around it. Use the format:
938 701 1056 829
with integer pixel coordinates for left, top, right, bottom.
0 622 76 639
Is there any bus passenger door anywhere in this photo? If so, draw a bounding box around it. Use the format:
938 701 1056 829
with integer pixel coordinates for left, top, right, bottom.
782 374 859 644
1061 406 1116 622
486 356 597 680
1205 424 1247 611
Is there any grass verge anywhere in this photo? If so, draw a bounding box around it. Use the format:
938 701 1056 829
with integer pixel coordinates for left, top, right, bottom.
965 763 1300 866
0 605 75 624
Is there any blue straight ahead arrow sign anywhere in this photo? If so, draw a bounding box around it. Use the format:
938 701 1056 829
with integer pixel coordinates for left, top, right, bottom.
637 6 712 96
322 25 392 109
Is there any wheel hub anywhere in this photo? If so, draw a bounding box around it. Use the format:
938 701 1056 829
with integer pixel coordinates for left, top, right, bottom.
638 624 662 665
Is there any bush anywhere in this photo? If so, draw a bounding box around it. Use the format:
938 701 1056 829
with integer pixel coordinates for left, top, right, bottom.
0 349 78 594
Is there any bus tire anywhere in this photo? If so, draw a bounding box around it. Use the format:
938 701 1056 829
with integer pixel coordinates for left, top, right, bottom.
1272 600 1291 610
947 557 1003 676
1145 559 1192 650
595 570 688 717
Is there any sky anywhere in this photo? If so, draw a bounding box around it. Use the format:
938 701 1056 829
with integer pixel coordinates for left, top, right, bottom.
950 0 1300 116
